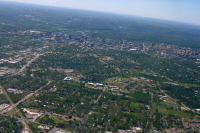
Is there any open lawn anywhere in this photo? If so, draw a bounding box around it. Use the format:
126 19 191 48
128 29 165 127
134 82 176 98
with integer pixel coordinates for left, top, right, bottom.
104 77 131 88
153 103 194 119
185 84 200 87
130 102 139 109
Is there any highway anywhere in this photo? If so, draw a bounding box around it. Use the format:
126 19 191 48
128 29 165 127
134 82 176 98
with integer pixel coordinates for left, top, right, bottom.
0 84 33 133
0 81 51 114
0 54 45 133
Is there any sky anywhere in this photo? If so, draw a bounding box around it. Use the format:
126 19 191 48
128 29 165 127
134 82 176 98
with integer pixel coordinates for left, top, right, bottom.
3 0 200 25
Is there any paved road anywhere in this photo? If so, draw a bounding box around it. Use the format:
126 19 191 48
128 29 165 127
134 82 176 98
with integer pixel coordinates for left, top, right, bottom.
0 53 45 133
94 87 106 103
18 54 42 74
0 85 32 133
0 81 51 132
0 81 51 114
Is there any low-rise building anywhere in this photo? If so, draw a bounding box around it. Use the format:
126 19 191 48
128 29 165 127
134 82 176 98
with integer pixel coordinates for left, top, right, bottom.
195 109 200 112
132 127 142 133
181 106 191 111
118 127 142 133
7 88 23 94
88 82 104 87
0 89 3 94
38 125 51 130
23 108 41 122
96 83 104 87
0 104 10 111
63 77 73 81
184 119 200 129
109 86 120 91
88 82 95 86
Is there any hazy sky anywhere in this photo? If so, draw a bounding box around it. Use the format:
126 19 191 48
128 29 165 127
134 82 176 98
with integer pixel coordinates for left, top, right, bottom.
4 0 200 25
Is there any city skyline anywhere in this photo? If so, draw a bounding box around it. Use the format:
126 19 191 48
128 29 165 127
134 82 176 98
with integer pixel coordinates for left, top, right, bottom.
3 0 200 25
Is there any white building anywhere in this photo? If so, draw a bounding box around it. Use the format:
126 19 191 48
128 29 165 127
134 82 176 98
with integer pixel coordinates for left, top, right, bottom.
195 109 200 112
63 77 73 81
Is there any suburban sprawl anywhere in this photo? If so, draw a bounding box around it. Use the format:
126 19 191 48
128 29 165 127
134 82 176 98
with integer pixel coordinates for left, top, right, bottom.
1 1 200 133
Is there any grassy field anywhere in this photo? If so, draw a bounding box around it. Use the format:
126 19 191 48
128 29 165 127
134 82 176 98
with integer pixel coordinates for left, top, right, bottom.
130 102 139 109
163 97 179 106
6 108 17 115
153 103 194 119
185 84 200 87
64 81 82 87
103 77 131 88
51 115 63 123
